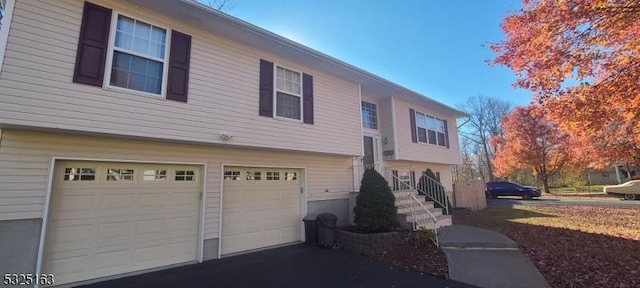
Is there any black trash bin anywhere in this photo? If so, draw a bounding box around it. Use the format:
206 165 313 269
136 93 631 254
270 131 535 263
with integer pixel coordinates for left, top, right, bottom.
302 214 318 245
316 213 338 248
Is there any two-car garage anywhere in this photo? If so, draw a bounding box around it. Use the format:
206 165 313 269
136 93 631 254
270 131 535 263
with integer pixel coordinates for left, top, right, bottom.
41 160 303 286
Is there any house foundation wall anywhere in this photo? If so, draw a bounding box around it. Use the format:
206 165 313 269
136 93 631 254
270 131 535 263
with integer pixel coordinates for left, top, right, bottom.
0 218 41 276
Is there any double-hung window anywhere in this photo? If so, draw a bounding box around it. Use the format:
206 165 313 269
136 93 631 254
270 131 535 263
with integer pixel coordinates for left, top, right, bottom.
275 65 302 120
415 111 447 147
435 118 446 146
259 59 313 123
109 14 167 95
361 101 378 129
416 112 428 143
73 2 192 102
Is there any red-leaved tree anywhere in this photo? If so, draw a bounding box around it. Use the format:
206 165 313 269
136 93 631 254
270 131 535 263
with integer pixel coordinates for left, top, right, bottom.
493 106 572 193
490 0 640 166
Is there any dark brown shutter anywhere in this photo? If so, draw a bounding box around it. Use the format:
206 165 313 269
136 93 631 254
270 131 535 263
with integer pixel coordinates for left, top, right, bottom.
302 73 314 124
73 2 112 87
166 30 191 103
259 59 274 117
444 119 450 148
409 109 417 143
392 170 399 190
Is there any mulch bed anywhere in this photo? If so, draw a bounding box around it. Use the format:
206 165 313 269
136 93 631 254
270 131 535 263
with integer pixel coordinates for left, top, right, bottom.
372 232 449 278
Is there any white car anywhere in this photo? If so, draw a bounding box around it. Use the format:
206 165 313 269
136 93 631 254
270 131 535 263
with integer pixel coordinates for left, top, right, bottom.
604 180 640 200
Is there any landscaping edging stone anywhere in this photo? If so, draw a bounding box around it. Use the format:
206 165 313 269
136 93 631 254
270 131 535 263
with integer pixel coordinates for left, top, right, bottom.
335 229 404 256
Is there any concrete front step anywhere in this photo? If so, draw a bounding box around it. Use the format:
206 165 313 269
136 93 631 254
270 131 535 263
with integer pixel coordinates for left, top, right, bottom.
395 199 435 209
394 194 434 207
417 215 452 229
397 205 442 217
397 213 451 230
397 211 443 229
393 189 452 230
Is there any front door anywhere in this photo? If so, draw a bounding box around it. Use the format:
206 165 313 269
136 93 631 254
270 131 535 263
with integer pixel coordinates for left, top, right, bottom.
363 136 375 169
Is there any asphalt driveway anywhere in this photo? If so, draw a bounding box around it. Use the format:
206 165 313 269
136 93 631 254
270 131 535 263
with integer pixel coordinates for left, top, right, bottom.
79 244 476 288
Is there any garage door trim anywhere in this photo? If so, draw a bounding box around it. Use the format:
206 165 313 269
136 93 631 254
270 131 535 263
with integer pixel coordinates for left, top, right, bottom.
36 157 208 286
218 164 308 258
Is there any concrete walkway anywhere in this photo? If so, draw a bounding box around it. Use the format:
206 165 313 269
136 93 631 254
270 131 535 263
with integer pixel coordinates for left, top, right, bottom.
438 225 550 288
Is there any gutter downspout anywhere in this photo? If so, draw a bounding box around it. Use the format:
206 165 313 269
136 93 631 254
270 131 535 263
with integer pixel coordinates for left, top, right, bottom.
457 116 471 129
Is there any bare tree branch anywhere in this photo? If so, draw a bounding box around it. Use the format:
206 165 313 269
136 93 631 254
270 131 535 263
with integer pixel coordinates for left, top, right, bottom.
457 95 513 181
202 0 236 11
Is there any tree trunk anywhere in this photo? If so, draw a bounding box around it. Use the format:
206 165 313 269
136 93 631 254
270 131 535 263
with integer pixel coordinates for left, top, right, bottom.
482 141 494 181
542 175 551 194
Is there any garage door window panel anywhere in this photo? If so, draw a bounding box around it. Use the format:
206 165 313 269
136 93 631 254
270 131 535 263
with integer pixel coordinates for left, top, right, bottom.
143 169 167 181
64 168 96 181
224 171 240 180
284 172 297 180
246 171 261 180
266 172 280 180
175 170 196 181
107 168 135 181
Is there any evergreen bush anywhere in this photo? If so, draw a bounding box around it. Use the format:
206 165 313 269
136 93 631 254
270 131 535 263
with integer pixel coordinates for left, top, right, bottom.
353 169 398 232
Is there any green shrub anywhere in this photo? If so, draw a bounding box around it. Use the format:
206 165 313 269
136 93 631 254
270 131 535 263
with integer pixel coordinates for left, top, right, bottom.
413 228 435 244
353 169 398 232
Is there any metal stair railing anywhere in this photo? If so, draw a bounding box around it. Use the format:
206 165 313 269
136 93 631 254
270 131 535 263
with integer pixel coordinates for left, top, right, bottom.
382 168 440 247
415 172 449 215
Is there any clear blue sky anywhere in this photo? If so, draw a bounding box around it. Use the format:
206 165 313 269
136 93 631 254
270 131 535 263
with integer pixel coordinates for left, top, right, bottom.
224 0 533 108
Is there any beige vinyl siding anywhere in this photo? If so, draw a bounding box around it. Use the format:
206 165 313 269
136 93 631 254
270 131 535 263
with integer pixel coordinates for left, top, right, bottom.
393 97 461 165
0 0 361 156
385 160 453 192
0 130 354 240
378 97 395 158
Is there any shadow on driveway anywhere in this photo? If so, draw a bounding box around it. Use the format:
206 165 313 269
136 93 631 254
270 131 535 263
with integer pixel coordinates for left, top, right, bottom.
79 244 476 288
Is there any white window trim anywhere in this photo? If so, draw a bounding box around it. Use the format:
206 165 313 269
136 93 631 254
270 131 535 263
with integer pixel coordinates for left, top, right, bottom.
361 101 378 130
415 110 448 148
273 63 304 122
0 0 15 75
103 11 171 98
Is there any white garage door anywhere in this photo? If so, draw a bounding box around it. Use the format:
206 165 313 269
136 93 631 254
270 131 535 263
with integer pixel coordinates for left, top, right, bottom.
222 167 302 255
43 161 202 286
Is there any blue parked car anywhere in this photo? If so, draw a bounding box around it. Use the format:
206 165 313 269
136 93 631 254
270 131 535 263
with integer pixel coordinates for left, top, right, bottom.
485 181 541 200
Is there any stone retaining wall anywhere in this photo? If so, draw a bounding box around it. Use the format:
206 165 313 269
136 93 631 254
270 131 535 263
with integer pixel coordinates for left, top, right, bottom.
335 229 404 256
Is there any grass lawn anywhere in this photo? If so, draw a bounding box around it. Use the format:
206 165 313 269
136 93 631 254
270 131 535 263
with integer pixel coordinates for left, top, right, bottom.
454 205 640 288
